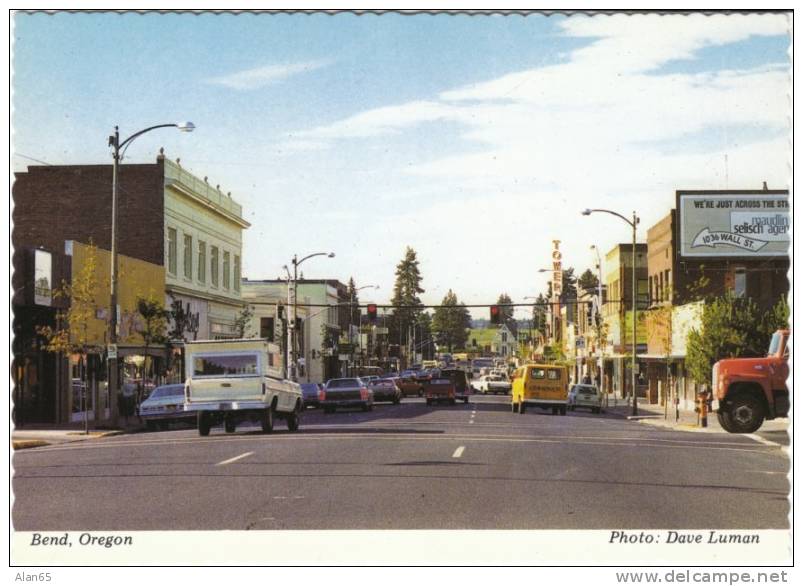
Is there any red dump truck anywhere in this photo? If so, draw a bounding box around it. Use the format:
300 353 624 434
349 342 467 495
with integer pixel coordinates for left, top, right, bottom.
713 329 790 433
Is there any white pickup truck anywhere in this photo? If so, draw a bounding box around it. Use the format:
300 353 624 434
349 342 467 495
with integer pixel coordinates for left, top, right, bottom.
183 339 303 436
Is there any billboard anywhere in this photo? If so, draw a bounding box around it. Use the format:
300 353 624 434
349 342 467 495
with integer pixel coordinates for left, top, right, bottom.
678 191 789 258
33 249 52 306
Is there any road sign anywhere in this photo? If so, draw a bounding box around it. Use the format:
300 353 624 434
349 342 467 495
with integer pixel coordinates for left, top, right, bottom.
107 344 117 359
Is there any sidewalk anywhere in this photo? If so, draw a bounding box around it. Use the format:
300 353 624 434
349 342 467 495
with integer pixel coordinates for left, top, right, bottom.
603 395 790 442
11 420 142 450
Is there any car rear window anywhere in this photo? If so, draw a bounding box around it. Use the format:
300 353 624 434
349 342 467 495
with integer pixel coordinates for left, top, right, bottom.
327 379 360 388
193 354 259 377
577 385 597 394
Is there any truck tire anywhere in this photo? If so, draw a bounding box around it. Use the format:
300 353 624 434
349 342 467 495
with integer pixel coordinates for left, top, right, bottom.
224 416 236 434
197 412 211 437
511 401 518 413
286 404 301 432
560 406 567 416
519 402 526 414
261 407 274 433
720 393 765 433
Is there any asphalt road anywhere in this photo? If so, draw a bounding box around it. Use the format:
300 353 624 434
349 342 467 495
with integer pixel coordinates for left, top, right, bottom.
12 396 789 530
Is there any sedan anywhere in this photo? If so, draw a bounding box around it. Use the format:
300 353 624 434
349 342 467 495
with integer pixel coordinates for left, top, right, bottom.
568 384 603 413
321 378 374 413
139 384 193 430
300 383 323 409
368 379 401 404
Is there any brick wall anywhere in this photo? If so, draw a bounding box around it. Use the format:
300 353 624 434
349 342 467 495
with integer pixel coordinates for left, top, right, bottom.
12 161 166 266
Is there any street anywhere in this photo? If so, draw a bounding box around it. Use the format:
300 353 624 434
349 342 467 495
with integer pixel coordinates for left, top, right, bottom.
12 396 789 531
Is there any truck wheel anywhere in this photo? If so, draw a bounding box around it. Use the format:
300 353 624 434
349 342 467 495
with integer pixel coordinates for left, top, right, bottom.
261 407 274 433
224 416 236 434
721 394 765 433
519 402 526 414
511 402 518 414
197 412 211 437
560 406 567 416
286 405 300 432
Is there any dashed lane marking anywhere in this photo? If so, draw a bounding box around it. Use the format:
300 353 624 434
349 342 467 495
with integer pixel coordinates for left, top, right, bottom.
452 446 465 458
18 429 785 456
215 451 254 466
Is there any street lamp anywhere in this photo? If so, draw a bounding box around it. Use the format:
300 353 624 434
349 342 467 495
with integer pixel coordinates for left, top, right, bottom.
287 252 335 381
108 122 195 424
582 208 640 416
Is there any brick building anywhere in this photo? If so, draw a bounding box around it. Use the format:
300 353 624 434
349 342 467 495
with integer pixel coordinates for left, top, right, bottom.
642 189 789 406
12 154 250 424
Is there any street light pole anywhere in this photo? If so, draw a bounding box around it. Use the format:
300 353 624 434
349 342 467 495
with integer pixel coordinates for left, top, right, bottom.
108 122 194 425
287 252 335 382
591 244 606 406
582 208 640 416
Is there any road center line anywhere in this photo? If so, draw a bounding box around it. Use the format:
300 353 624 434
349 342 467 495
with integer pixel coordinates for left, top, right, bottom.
215 451 254 466
452 446 465 458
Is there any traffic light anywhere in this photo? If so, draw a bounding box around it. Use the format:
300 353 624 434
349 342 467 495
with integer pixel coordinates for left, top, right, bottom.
367 303 377 322
490 305 501 324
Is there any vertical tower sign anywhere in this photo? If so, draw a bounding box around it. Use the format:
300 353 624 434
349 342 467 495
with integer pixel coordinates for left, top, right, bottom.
551 240 562 341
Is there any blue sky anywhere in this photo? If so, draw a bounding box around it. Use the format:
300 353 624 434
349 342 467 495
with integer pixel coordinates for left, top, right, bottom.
12 12 791 318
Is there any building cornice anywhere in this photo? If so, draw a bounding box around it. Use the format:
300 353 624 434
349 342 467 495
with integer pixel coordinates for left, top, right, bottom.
165 180 251 229
166 283 244 308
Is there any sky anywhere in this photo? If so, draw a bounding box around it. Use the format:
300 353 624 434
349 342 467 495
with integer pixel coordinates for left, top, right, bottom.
11 11 792 320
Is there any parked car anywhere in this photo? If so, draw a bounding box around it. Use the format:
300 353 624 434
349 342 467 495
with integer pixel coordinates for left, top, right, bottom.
321 378 374 413
567 384 603 413
368 379 402 404
300 383 323 409
140 384 194 430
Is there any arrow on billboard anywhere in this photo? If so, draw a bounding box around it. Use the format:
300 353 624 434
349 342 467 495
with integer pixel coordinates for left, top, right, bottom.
691 228 769 252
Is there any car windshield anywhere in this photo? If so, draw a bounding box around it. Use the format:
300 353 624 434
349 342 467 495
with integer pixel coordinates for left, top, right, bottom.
327 379 360 388
147 385 184 399
768 331 783 356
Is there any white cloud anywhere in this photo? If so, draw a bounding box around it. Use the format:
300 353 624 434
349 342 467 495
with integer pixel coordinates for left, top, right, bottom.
268 14 790 307
206 60 330 90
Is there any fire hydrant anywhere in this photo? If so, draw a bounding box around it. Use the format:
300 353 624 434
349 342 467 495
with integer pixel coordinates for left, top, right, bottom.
695 389 711 428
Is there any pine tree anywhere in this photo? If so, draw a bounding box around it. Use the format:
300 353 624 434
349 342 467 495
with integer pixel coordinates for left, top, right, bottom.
577 268 599 293
388 247 425 359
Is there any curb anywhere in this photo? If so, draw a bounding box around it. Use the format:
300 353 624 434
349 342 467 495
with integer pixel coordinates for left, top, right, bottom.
12 440 51 450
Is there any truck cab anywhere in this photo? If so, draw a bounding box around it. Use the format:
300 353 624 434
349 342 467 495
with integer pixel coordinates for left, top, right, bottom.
713 329 790 433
